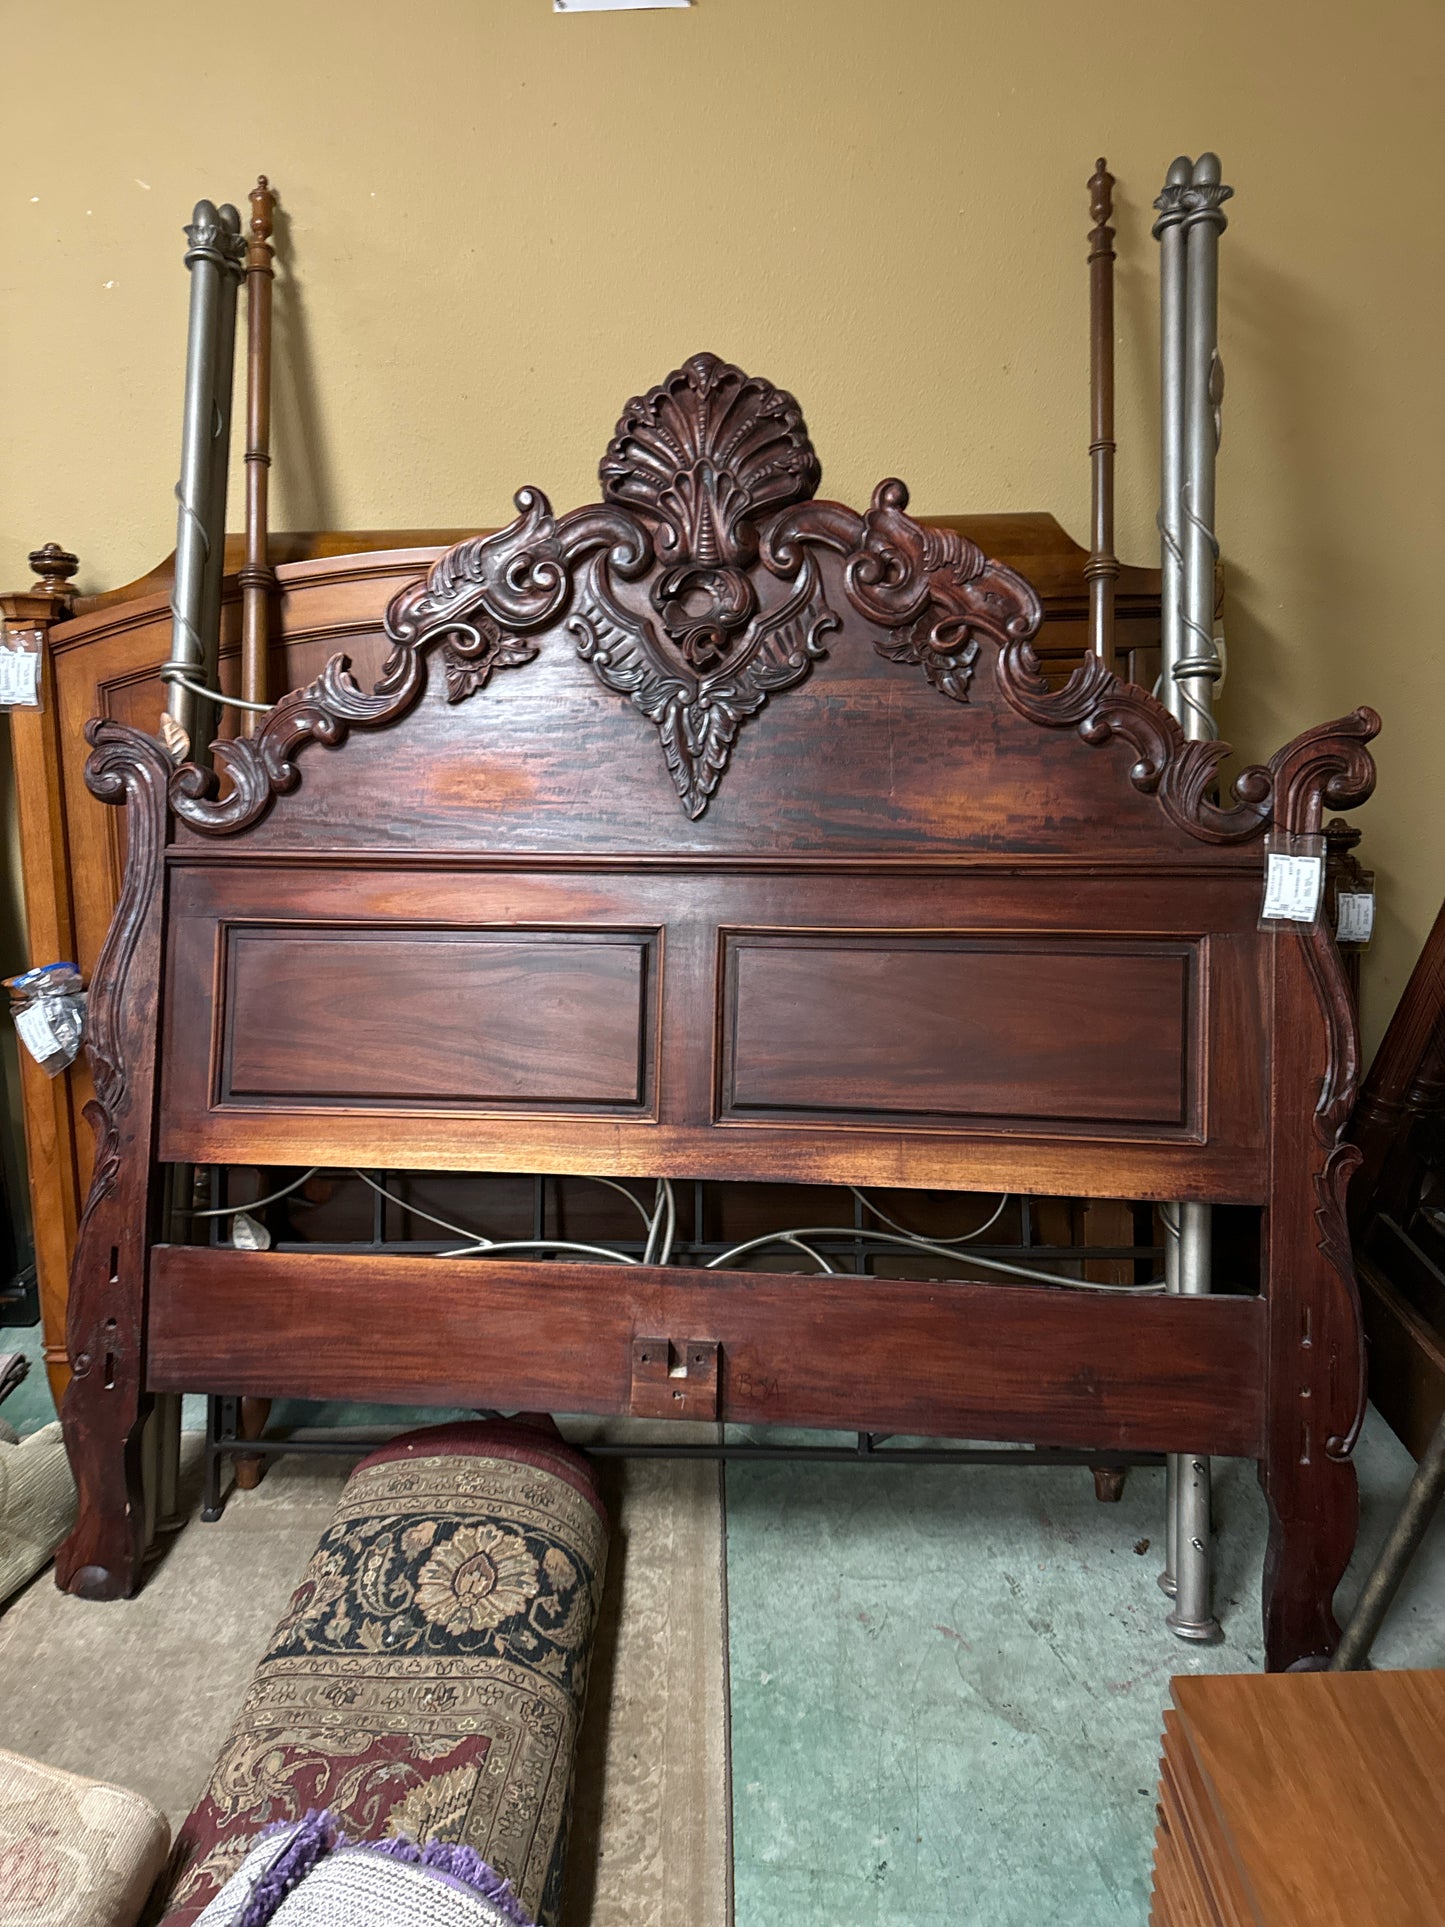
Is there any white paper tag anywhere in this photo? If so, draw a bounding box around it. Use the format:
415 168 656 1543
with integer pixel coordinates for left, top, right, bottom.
0 645 40 707
14 1001 60 1062
556 0 690 10
1335 889 1376 944
1263 852 1324 923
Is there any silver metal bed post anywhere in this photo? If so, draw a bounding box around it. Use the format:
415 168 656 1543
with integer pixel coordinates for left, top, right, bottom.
1152 158 1191 1611
1162 153 1233 1644
161 199 244 762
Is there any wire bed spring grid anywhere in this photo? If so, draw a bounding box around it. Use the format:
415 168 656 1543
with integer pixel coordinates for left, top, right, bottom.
186 1169 1167 1295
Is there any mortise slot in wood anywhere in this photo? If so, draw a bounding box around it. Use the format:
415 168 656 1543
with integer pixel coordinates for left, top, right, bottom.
109 1247 119 1284
630 1335 720 1420
103 1353 116 1390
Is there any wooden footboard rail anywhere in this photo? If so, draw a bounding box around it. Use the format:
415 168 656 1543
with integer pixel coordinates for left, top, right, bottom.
52 355 1378 1673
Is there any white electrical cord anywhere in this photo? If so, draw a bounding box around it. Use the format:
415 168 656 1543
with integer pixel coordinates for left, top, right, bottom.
180 1166 321 1217
183 1167 1159 1293
850 1187 1010 1245
705 1224 1166 1292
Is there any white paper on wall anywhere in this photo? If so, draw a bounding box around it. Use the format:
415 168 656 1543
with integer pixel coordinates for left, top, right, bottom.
555 1 691 11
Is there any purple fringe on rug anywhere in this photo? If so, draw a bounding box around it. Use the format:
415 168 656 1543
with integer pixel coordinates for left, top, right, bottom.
231 1810 533 1927
236 1811 342 1927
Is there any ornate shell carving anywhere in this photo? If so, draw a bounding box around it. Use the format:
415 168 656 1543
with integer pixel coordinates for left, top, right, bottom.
600 353 820 569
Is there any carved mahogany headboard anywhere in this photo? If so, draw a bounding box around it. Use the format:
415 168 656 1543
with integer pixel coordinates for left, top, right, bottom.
58 354 1377 1673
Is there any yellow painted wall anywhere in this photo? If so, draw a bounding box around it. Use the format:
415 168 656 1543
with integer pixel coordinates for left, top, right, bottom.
1 0 1440 1049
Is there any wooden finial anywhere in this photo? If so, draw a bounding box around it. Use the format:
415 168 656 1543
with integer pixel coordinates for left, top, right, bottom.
28 543 79 598
247 175 276 273
1088 157 1115 261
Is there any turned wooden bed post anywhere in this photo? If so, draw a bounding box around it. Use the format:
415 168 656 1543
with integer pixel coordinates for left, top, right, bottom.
239 176 276 737
1085 158 1118 672
232 174 279 1489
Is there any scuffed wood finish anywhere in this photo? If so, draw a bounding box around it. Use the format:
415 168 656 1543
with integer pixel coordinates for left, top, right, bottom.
146 1247 1267 1455
54 357 1380 1665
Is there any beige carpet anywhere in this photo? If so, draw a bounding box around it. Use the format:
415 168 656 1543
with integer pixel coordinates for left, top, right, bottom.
0 1424 731 1925
561 1422 730 1927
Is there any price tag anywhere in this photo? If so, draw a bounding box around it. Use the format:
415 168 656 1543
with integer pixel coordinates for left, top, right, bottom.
1262 851 1324 923
14 1002 60 1063
1335 889 1376 945
0 645 40 707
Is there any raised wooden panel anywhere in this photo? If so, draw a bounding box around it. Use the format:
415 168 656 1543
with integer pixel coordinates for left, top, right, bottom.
147 1246 1267 1457
722 934 1193 1130
219 925 656 1111
158 857 1266 1198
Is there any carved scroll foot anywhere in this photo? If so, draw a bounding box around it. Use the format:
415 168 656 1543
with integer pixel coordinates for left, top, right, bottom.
1259 1451 1358 1672
54 1377 152 1601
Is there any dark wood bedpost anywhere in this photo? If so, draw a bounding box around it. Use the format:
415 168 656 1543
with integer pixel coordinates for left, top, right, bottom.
53 722 173 1599
1257 709 1379 1670
239 176 277 738
1085 158 1118 672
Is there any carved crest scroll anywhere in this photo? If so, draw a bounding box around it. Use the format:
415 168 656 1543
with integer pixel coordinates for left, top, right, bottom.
161 352 1374 844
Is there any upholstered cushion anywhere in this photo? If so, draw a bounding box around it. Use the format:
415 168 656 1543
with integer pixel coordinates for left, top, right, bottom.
160 1421 608 1927
0 1420 78 1608
0 1746 169 1927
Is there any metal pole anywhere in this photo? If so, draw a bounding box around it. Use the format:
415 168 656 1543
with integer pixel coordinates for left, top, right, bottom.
161 199 243 761
1176 154 1232 739
1153 157 1191 1611
1166 1200 1222 1641
1153 156 1230 1642
1153 157 1191 702
1086 158 1118 670
1331 1408 1445 1671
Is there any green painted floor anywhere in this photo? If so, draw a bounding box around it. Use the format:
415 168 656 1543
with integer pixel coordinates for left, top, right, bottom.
5 1318 1442 1925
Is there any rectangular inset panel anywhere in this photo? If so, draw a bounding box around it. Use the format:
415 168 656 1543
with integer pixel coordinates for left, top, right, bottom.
722 934 1192 1128
221 925 655 1110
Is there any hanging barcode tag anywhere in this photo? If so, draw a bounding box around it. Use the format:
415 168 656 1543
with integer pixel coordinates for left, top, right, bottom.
1262 851 1324 923
1335 889 1376 944
0 646 40 707
14 1001 60 1062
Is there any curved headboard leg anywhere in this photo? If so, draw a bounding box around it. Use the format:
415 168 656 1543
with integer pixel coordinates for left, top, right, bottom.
53 722 172 1600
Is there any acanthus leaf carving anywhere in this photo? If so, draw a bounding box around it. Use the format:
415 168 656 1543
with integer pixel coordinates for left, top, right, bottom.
567 548 838 819
156 355 1380 844
764 480 1040 706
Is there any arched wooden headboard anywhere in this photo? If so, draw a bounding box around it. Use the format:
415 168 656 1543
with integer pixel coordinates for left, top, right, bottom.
55 354 1377 1673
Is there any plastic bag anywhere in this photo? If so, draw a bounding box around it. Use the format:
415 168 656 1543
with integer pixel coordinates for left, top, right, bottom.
5 962 86 1077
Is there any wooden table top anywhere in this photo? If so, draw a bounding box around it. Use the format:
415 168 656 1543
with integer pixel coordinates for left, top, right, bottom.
1169 1669 1445 1925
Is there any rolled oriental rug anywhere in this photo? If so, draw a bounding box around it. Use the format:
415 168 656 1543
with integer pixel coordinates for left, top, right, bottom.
159 1420 608 1927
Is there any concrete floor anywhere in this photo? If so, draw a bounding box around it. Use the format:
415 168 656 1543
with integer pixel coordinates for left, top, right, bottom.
3 1319 1442 1925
